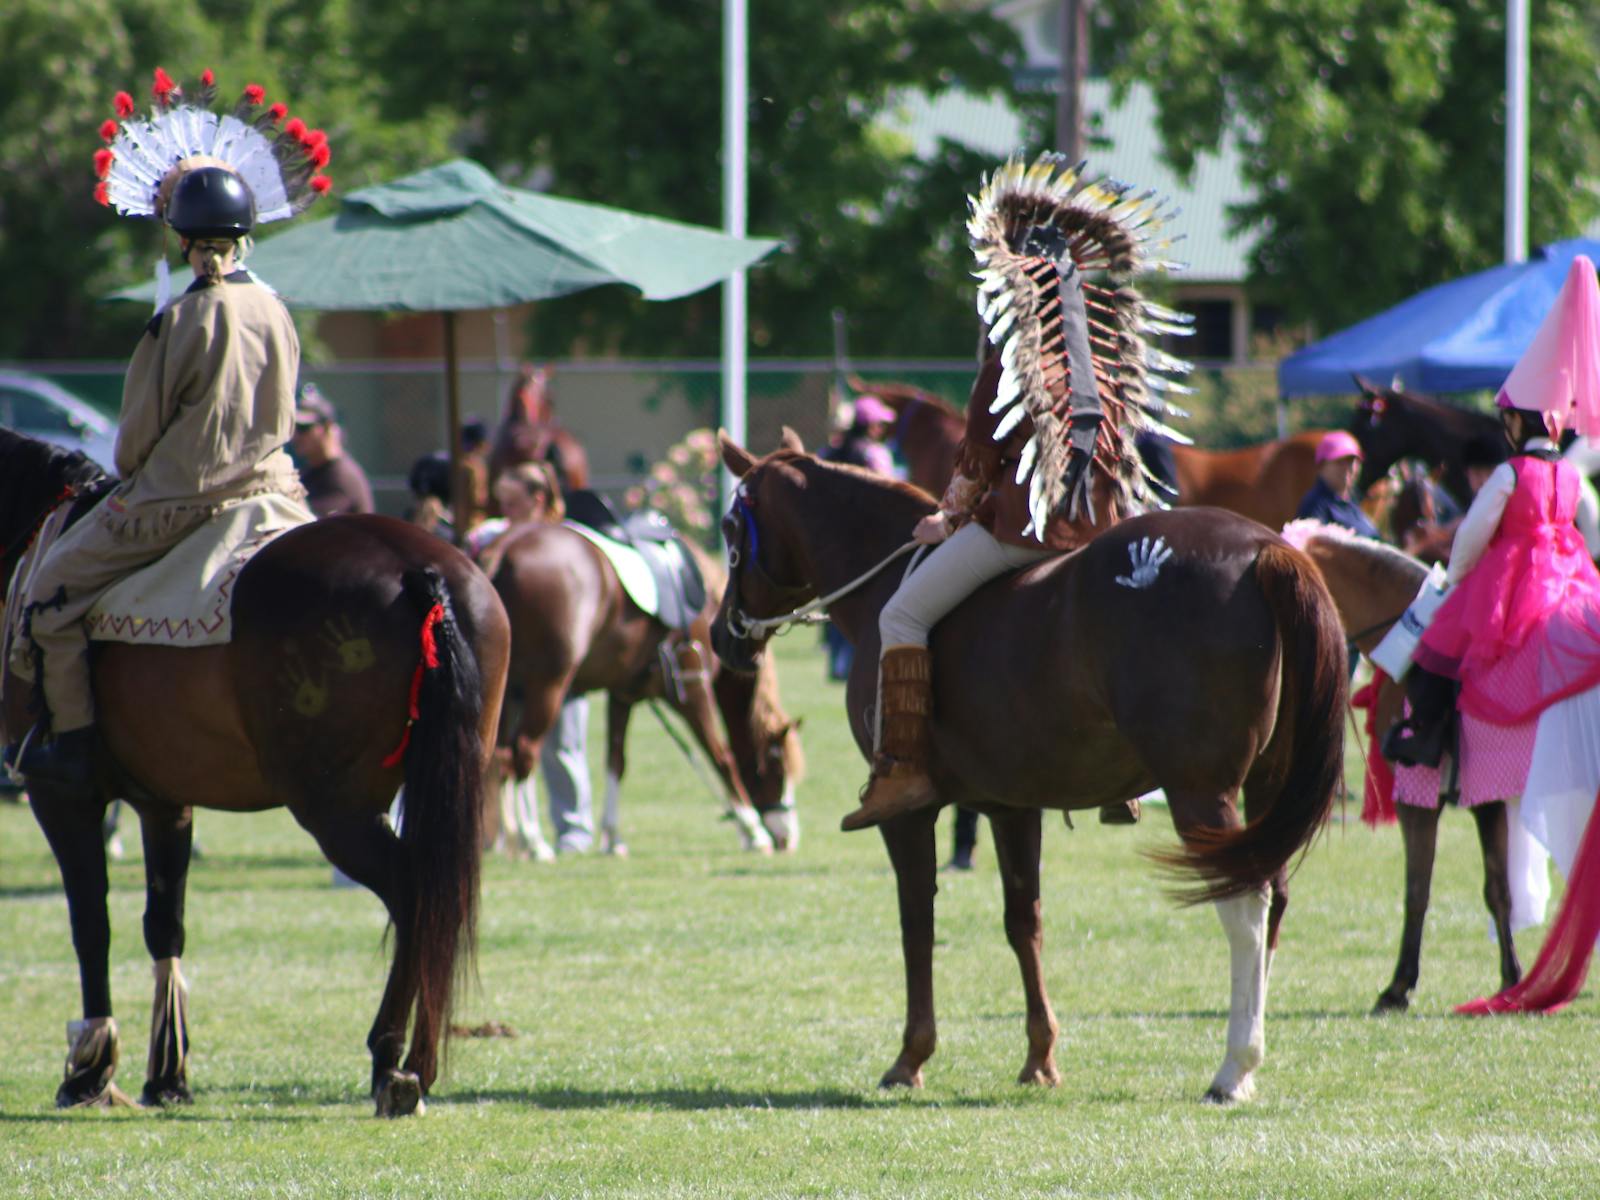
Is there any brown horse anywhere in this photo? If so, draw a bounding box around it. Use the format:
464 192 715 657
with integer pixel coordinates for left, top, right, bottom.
849 376 963 496
485 524 803 854
0 430 509 1116
1286 521 1522 1012
853 376 1331 530
487 365 592 507
710 432 1347 1102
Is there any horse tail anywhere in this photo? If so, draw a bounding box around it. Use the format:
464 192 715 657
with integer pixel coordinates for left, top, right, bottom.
1155 540 1345 905
393 566 484 1078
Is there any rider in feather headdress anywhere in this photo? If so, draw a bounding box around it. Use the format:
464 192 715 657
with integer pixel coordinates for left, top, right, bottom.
843 153 1194 831
9 68 331 791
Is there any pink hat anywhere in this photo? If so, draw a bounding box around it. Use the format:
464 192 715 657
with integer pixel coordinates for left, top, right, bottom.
1495 255 1600 438
852 395 896 427
1315 430 1364 463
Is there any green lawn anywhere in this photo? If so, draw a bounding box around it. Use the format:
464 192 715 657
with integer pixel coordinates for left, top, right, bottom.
2 636 1597 1198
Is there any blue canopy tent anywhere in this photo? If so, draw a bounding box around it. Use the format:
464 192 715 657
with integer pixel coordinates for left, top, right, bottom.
1278 238 1600 396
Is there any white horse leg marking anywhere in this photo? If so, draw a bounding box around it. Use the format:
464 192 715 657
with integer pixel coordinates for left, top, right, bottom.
729 801 775 853
762 782 799 850
600 772 627 856
1209 887 1269 1103
512 773 554 862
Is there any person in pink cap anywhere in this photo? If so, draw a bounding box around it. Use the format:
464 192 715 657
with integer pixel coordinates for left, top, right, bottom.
824 394 900 479
1294 430 1380 537
1398 255 1600 1013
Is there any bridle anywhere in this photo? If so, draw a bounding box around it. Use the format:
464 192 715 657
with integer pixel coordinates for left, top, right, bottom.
720 484 918 641
1345 610 1406 654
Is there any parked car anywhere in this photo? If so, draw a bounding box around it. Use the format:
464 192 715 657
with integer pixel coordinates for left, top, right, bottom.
0 370 118 471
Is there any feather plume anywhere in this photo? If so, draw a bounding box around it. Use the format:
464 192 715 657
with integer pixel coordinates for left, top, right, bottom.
966 152 1192 526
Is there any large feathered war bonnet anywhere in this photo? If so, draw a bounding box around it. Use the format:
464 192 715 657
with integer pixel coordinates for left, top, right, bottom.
968 153 1193 537
93 67 334 312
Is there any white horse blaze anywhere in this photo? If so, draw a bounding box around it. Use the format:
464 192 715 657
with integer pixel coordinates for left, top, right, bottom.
1209 887 1269 1102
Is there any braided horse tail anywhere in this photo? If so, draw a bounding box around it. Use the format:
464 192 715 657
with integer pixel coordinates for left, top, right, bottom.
391 566 484 1087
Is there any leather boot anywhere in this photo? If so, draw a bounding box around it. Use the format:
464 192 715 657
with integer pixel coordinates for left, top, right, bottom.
16 726 96 795
841 645 937 832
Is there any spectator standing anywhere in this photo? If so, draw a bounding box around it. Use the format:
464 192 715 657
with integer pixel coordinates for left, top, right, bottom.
291 384 374 517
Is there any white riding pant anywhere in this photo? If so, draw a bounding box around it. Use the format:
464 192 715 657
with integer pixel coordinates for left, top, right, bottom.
878 521 1052 649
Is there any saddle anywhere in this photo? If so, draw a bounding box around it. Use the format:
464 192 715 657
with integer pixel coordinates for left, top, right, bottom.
564 490 707 633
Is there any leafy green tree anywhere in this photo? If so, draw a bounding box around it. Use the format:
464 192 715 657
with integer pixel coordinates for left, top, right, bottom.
1104 0 1600 332
0 0 453 359
358 1 1033 357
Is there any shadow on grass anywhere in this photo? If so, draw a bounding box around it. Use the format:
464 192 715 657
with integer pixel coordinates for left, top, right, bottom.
445 1085 874 1111
0 883 67 900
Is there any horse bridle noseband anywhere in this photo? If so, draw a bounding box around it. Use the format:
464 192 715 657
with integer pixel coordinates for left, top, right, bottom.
721 485 918 641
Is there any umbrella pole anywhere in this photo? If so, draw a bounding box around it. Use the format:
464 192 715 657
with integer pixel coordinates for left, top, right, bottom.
444 310 466 548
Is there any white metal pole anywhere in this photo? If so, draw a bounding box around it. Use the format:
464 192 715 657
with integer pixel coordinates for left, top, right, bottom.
1505 0 1528 264
721 0 749 516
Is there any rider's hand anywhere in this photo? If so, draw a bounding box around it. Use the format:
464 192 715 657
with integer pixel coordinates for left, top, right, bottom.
913 512 952 545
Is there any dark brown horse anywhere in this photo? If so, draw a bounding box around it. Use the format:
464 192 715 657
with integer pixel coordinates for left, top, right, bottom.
853 376 1332 530
1286 521 1522 1012
710 432 1347 1102
485 524 802 854
487 365 592 507
1351 375 1500 504
0 430 509 1116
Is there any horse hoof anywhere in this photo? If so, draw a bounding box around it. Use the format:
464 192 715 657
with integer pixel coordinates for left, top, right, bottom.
1371 992 1410 1015
1202 1080 1254 1105
1017 1062 1061 1087
373 1069 426 1118
56 1081 139 1109
140 1080 193 1108
603 841 629 858
878 1064 924 1089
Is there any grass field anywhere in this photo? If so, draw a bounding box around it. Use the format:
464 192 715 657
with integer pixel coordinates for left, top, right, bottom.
3 635 1598 1198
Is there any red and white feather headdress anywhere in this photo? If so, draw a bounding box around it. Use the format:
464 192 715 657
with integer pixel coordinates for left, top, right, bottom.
94 67 332 224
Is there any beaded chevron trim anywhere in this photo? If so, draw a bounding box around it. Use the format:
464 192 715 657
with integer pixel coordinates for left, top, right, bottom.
967 153 1195 529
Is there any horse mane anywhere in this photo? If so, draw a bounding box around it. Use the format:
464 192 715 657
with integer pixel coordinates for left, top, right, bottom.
751 653 806 783
784 448 939 510
1279 518 1426 581
0 429 111 535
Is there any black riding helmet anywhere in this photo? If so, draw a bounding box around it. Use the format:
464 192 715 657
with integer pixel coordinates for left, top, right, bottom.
164 166 255 240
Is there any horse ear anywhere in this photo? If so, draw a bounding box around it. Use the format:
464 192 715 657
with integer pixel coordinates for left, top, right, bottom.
780 426 805 454
1352 373 1380 398
718 430 757 477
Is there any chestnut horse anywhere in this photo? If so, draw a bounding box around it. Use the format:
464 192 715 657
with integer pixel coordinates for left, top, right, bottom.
711 433 1347 1102
0 431 509 1116
1285 521 1521 1012
854 376 1330 529
487 365 591 507
485 524 802 855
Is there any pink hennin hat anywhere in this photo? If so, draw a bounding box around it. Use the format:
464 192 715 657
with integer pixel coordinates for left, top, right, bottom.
1495 255 1600 439
852 395 896 426
1315 430 1364 463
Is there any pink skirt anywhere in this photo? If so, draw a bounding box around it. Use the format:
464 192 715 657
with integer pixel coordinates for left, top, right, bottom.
1395 711 1535 809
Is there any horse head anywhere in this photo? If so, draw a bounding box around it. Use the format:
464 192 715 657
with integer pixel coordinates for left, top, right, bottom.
1349 374 1417 493
710 429 816 673
505 364 551 426
0 429 109 597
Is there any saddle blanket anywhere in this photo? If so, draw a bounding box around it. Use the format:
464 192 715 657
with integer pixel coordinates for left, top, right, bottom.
565 520 660 617
7 493 314 683
85 493 313 647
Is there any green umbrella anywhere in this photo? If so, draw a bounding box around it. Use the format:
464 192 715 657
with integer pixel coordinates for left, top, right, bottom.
113 159 782 534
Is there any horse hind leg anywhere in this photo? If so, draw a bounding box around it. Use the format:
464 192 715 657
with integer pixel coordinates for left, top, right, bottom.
292 804 425 1116
1374 803 1442 1014
1206 886 1270 1104
1472 801 1523 992
988 809 1059 1086
137 807 196 1106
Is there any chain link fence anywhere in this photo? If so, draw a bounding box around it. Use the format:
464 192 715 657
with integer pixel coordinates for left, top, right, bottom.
16 357 1358 516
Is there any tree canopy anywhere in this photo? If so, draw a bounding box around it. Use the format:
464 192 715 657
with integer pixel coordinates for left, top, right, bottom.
1104 0 1600 332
